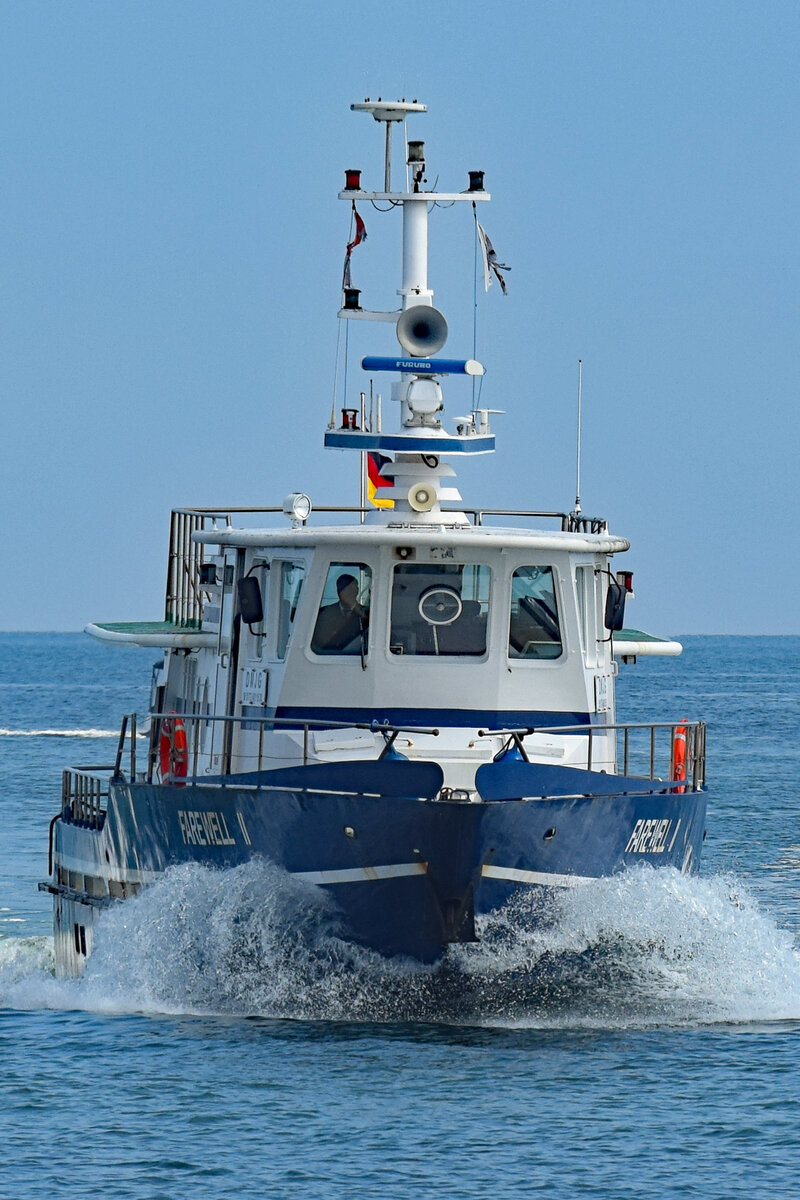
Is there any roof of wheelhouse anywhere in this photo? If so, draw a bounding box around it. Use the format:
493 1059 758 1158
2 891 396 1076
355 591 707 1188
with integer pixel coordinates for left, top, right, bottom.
192 524 631 556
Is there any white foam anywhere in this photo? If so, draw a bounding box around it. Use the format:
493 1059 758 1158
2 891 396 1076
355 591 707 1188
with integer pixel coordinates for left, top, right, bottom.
0 937 62 1011
457 867 800 1028
3 863 799 1027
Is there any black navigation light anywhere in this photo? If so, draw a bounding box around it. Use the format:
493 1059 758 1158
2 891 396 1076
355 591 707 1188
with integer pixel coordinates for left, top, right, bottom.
468 170 485 192
343 287 362 310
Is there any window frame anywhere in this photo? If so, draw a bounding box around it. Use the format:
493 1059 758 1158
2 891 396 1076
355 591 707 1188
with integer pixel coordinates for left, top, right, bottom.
275 560 306 660
309 561 373 659
388 561 492 660
506 563 566 663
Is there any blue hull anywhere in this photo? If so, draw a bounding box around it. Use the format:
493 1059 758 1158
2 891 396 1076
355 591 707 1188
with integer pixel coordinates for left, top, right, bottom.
87 760 707 963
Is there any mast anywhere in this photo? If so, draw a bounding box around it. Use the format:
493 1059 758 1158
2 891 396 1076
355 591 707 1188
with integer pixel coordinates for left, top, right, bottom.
326 100 498 524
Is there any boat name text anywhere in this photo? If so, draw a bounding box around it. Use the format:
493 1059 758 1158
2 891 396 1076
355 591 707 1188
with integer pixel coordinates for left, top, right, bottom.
625 818 679 855
178 810 237 847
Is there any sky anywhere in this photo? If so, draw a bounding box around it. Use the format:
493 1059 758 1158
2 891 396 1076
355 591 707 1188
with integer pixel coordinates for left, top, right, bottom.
2 0 799 633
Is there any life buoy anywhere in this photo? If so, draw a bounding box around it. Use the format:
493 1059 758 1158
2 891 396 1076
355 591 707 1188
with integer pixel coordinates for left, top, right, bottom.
671 720 688 793
159 714 188 781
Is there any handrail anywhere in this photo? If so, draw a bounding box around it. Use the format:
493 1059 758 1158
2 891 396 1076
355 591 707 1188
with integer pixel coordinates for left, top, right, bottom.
151 713 440 732
169 503 606 529
70 712 705 793
146 711 441 781
61 767 110 829
165 509 207 627
66 764 118 775
112 712 137 781
478 720 706 789
479 721 704 736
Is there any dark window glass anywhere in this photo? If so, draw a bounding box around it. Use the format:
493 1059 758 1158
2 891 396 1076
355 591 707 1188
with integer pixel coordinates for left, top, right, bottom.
390 563 489 656
509 566 563 659
277 562 305 659
311 563 371 656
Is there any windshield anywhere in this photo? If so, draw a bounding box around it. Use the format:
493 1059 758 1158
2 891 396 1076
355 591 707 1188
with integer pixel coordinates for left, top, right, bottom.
390 563 490 656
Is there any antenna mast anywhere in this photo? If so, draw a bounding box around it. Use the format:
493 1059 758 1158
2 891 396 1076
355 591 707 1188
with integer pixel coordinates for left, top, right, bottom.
574 359 583 515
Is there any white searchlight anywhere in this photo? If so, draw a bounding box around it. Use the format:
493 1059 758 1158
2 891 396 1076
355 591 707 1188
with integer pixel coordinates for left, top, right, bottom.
282 493 312 526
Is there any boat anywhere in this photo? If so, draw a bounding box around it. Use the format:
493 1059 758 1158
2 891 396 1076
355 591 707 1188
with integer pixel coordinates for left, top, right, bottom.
41 99 707 978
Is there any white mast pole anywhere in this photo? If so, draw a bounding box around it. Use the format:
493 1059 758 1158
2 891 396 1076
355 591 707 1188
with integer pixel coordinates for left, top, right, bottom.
401 200 431 307
398 133 432 439
359 390 367 521
384 121 392 191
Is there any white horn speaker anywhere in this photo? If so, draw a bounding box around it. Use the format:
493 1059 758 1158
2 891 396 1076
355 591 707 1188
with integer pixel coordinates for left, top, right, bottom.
407 482 437 512
396 305 448 356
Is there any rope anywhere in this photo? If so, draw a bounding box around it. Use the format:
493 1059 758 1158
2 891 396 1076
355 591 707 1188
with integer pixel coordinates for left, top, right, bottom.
330 317 343 427
331 206 357 426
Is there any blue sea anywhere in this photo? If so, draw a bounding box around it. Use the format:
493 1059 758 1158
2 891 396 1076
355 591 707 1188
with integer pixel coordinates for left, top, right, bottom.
2 633 800 1198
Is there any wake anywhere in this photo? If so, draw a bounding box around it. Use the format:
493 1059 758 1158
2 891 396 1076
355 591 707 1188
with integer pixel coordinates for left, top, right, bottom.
2 863 799 1028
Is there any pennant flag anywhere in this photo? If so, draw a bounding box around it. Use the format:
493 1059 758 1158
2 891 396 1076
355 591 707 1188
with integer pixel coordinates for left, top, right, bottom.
342 206 368 290
367 451 394 509
476 221 510 294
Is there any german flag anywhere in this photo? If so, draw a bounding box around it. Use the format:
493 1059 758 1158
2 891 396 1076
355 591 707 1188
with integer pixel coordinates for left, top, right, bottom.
367 452 394 509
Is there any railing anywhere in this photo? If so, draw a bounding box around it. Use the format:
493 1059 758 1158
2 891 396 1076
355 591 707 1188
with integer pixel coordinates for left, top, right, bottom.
480 721 706 791
60 714 704 810
165 509 210 627
62 767 112 829
146 712 440 782
142 711 704 790
113 712 138 780
58 713 142 832
163 503 610 631
616 721 706 789
170 503 607 530
464 509 607 533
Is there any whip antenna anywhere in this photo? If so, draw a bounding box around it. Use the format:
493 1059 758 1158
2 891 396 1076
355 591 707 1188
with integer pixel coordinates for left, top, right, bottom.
574 359 583 515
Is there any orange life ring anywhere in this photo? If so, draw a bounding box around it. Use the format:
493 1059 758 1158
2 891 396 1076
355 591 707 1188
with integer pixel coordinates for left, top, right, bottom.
671 720 688 793
159 714 188 781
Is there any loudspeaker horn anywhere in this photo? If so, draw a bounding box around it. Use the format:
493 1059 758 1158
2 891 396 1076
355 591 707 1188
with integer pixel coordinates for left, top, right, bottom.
396 305 448 356
408 482 437 513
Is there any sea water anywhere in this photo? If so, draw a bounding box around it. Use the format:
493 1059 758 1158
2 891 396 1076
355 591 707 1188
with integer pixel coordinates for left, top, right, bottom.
1 633 799 1198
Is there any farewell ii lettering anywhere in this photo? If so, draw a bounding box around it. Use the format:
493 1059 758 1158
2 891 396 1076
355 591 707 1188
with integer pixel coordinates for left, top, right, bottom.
624 818 679 855
178 810 237 847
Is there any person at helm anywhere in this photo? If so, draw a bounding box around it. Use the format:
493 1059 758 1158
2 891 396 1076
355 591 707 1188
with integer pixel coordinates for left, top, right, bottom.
311 573 369 654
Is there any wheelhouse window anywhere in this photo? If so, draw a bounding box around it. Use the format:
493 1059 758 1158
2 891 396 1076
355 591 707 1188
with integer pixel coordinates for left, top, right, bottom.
310 563 371 656
390 563 490 656
575 564 600 666
277 562 305 659
508 566 563 659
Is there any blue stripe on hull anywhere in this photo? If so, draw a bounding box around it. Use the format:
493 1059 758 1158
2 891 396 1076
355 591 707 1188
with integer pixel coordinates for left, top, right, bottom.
72 777 707 963
273 706 596 729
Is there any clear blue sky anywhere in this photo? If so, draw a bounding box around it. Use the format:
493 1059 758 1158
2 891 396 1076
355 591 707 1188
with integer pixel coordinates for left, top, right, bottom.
2 0 798 633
